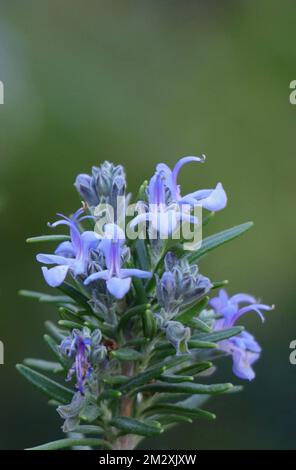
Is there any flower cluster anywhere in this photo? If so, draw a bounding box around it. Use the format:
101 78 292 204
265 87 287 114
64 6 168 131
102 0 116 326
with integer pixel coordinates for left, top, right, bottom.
210 290 274 380
19 156 274 450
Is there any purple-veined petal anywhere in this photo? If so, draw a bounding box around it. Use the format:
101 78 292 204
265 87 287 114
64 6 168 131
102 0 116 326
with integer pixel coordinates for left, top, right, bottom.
81 231 100 256
187 182 227 212
36 253 74 266
120 268 152 279
55 241 75 258
147 174 166 206
106 276 132 299
233 303 274 324
232 348 259 381
230 293 257 305
41 265 70 287
84 270 110 285
172 155 205 189
150 209 178 236
209 289 229 312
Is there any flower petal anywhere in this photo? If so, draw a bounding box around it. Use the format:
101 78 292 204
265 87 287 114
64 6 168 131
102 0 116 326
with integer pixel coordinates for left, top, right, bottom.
187 182 227 212
230 293 257 305
234 303 274 324
120 268 152 279
55 241 75 258
37 253 73 266
84 270 110 285
232 349 259 381
106 276 132 299
172 155 205 188
41 265 70 287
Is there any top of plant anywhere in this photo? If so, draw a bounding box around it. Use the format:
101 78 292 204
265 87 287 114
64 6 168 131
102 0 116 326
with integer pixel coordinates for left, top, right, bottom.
18 156 274 450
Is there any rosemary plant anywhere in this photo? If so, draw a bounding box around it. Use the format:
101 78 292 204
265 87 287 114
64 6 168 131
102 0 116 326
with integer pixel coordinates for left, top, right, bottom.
17 157 273 450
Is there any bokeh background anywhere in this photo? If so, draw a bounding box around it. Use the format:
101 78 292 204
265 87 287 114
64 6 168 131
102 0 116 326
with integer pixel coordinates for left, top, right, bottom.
0 0 295 450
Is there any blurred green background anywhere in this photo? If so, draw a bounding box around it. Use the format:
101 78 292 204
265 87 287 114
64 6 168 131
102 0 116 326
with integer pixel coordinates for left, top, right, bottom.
0 0 295 450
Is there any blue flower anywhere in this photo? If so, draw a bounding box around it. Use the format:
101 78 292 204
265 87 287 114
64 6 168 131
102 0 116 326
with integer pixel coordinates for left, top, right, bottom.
156 156 227 211
36 208 99 287
210 289 274 381
130 171 198 237
84 224 152 299
60 329 93 394
130 156 226 237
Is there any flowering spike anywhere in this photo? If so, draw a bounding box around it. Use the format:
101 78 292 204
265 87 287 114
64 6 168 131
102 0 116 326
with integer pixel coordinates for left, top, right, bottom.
18 156 274 449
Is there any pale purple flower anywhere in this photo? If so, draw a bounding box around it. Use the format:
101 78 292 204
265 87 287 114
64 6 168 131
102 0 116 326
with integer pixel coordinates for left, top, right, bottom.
130 172 197 237
210 289 274 381
84 224 152 299
156 156 227 211
37 208 99 287
60 329 93 394
130 156 226 237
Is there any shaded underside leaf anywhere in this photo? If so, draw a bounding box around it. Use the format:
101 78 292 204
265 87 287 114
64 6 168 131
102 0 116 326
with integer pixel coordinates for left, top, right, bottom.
120 364 166 394
196 326 244 343
110 417 163 437
16 364 73 404
110 348 143 361
26 234 71 244
23 358 63 374
176 297 210 326
135 381 233 395
143 403 216 420
188 222 253 263
27 438 112 450
72 425 104 435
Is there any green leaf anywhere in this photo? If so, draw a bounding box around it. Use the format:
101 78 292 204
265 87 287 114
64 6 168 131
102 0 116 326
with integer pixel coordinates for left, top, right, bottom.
155 414 193 425
18 289 47 300
159 374 194 383
189 339 217 349
58 282 92 312
196 326 244 343
177 394 210 410
16 364 73 404
135 239 151 271
110 348 143 361
98 389 122 401
155 339 216 352
176 297 209 325
120 364 166 394
103 375 129 385
58 307 85 324
175 361 213 377
135 381 233 395
44 321 66 342
26 235 70 244
143 403 216 420
211 280 229 290
58 320 84 330
142 309 157 339
72 425 104 435
43 334 69 368
187 318 212 333
188 222 253 263
39 294 74 304
118 304 149 331
27 438 112 450
23 358 63 373
110 417 163 437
